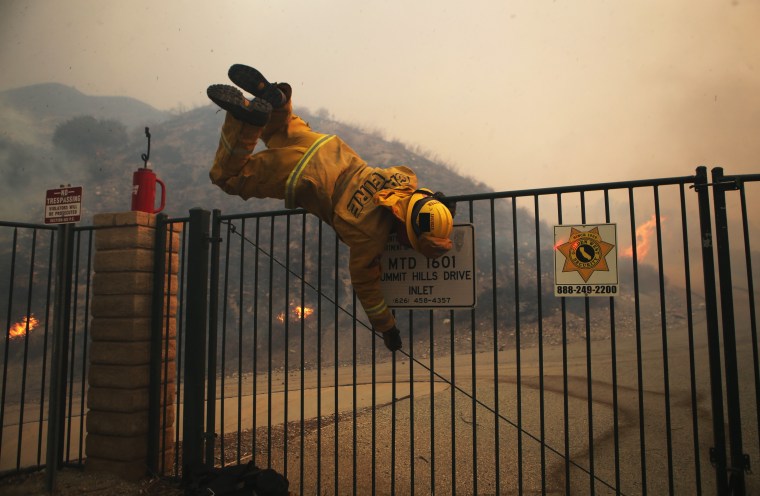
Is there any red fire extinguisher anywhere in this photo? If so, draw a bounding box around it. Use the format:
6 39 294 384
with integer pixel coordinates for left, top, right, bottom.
132 127 166 214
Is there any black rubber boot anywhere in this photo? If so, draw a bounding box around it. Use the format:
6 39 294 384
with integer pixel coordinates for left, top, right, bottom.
207 84 272 126
228 64 287 108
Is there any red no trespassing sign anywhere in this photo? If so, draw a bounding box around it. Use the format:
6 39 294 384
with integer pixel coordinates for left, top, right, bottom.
45 186 83 224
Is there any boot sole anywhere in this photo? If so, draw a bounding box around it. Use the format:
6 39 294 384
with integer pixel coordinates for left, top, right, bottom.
207 84 272 126
228 64 287 107
228 64 270 97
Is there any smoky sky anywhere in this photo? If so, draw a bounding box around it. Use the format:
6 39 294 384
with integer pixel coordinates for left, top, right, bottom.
1 0 758 196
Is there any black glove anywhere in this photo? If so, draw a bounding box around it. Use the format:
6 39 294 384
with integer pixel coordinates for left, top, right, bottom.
382 327 402 352
433 191 456 218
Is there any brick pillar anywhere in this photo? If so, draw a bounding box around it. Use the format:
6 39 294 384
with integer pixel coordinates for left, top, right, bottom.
85 211 181 480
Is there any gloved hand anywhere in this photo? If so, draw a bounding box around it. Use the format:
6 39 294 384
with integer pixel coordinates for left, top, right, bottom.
433 191 457 217
382 327 402 352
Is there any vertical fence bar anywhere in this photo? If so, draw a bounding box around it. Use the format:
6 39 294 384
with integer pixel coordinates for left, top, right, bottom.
247 218 255 467
478 199 490 495
37 229 56 467
149 213 168 473
317 221 323 494
334 232 340 495
0 227 17 464
429 309 435 496
352 291 358 496
679 183 703 495
694 166 729 494
371 304 377 496
653 187 675 495
242 221 251 461
512 196 523 496
450 307 456 495
534 194 546 496
580 191 596 496
603 190 622 494
65 230 81 463
173 221 187 476
45 223 74 492
77 230 92 463
218 219 233 469
711 167 747 494
182 208 210 479
628 187 648 494
284 215 291 479
409 310 416 496
206 210 222 467
220 221 230 465
267 219 275 467
738 181 760 454
392 334 397 496
16 229 37 469
558 193 571 495
299 214 307 496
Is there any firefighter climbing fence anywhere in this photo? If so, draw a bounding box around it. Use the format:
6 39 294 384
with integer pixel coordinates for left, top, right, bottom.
1 166 759 495
153 166 759 495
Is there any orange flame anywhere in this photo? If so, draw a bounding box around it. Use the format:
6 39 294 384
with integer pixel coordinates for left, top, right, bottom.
277 306 315 323
621 215 664 260
295 306 314 319
8 314 39 340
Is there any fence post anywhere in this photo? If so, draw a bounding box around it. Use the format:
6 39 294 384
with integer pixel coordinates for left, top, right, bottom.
45 223 74 493
85 211 180 479
694 166 729 494
711 167 748 494
183 208 211 478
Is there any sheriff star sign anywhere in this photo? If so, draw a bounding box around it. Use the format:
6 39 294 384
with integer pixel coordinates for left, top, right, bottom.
554 223 619 297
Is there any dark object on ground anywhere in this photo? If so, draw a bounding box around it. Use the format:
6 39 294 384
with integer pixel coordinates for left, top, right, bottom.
184 462 289 496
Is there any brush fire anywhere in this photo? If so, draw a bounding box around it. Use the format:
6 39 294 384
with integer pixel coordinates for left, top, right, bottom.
7 314 39 340
620 215 663 260
277 306 315 323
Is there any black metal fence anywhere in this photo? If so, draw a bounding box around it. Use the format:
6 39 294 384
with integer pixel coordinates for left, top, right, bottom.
148 166 758 495
0 222 94 476
2 166 759 495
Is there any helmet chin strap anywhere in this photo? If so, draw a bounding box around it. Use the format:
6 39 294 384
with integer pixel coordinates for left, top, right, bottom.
410 195 436 238
396 221 412 247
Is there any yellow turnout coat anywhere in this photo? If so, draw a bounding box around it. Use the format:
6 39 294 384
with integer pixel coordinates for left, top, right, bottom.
209 94 418 332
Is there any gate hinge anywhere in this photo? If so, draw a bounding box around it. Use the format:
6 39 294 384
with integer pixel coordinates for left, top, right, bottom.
716 178 740 191
690 179 740 192
728 454 751 475
710 448 752 474
741 454 752 474
709 447 719 467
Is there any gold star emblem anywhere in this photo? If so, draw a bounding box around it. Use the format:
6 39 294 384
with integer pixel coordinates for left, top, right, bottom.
556 227 615 283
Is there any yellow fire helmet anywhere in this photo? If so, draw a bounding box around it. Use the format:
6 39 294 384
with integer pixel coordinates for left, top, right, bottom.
405 188 454 258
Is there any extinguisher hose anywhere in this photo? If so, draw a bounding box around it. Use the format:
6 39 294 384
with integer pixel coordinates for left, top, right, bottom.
141 127 151 168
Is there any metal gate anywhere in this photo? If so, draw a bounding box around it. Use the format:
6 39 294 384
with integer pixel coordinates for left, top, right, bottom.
153 166 760 495
0 222 93 482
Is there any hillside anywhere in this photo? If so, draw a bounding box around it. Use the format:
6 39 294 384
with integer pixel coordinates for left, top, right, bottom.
0 84 686 372
0 84 488 222
0 83 170 133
